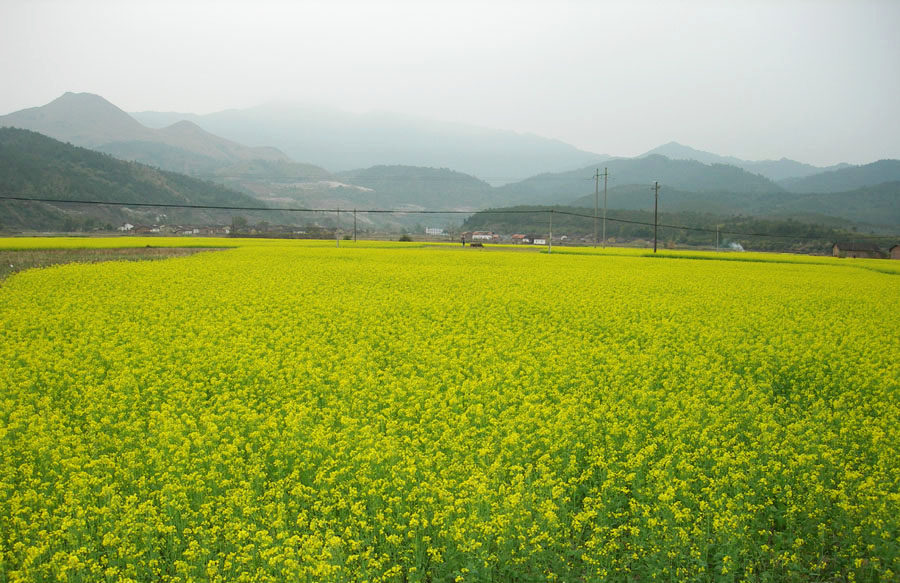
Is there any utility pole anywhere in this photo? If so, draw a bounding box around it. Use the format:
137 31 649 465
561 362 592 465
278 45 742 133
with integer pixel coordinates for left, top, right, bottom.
336 208 340 247
653 181 660 253
353 208 357 242
548 210 553 254
716 225 720 252
592 168 611 248
601 168 609 248
593 169 599 247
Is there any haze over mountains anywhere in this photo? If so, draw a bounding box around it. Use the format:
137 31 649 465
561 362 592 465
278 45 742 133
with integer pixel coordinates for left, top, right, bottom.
1 92 899 231
0 93 288 173
640 141 853 182
131 103 606 184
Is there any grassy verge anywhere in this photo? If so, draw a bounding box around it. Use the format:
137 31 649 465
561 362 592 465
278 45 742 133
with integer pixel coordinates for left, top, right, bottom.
0 247 226 281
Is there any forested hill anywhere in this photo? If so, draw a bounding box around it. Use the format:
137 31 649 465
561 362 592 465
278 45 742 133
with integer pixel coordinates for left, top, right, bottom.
778 159 900 193
567 182 900 228
0 127 265 229
494 155 782 205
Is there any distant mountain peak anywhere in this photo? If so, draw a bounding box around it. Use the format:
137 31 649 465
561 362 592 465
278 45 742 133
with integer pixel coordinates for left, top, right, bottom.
165 119 201 129
159 119 216 136
45 92 136 118
54 91 110 103
0 91 152 146
0 92 290 168
638 142 858 182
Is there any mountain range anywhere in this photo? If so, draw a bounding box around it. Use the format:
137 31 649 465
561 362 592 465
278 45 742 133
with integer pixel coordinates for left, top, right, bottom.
131 103 606 184
1 92 899 231
0 93 289 175
640 141 853 182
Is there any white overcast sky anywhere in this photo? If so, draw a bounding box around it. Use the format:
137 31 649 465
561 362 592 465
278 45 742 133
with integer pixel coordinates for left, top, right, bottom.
1 0 898 165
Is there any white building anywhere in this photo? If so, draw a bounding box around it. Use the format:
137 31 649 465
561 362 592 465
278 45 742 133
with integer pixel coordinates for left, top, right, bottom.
472 231 499 242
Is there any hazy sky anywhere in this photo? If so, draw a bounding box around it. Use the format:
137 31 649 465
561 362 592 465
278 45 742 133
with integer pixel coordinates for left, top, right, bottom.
1 0 898 166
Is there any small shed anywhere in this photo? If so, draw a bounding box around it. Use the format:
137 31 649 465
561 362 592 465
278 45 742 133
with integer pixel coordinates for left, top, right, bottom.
833 242 884 259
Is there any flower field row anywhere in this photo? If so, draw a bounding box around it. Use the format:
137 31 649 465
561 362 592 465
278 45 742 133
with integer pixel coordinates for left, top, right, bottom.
1 243 898 582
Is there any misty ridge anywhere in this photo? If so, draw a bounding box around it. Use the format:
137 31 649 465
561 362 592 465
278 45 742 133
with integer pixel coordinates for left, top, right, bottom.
1 91 899 235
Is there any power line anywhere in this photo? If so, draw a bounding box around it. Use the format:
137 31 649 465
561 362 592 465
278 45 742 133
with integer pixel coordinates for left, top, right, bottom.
2 195 898 243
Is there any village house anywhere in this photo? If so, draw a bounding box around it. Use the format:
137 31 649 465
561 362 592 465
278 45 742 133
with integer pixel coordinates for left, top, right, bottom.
891 244 900 260
510 234 527 244
471 231 500 242
832 242 884 259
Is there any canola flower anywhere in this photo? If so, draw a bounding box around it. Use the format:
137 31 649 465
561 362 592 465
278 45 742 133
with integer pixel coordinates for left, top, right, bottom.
1 242 898 582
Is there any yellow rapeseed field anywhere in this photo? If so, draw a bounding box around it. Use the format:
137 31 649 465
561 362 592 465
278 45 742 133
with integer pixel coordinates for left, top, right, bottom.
1 240 898 582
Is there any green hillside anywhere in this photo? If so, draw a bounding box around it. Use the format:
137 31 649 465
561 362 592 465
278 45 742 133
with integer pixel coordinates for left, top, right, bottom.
755 182 900 226
96 141 226 175
0 127 269 230
495 155 782 206
569 184 738 214
779 160 900 193
569 180 900 229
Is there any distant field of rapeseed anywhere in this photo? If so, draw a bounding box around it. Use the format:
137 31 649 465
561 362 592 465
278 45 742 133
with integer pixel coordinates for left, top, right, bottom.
1 240 898 582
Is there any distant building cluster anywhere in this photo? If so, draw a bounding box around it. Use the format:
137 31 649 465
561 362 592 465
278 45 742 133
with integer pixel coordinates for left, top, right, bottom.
117 223 231 236
459 231 579 246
